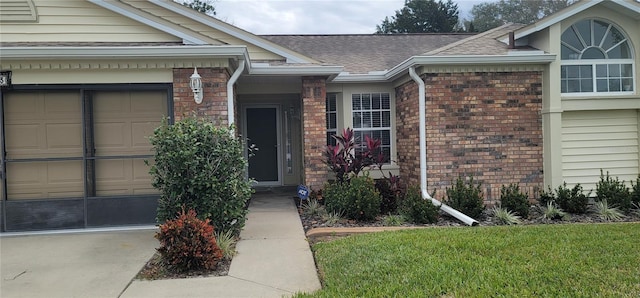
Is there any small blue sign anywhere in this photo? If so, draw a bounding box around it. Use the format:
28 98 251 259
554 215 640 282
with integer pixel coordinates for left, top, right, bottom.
297 184 310 200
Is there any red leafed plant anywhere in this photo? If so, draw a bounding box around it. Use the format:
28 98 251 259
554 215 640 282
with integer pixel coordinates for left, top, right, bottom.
326 128 385 182
155 208 223 273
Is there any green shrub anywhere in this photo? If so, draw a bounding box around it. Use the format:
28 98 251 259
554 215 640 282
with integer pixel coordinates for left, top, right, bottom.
156 209 223 273
148 117 252 234
555 182 590 214
442 176 485 219
324 176 381 221
631 176 640 206
538 186 555 206
499 183 530 218
596 170 632 211
400 186 440 224
376 178 403 215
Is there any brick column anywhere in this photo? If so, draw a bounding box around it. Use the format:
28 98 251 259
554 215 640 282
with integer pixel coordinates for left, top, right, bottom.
302 76 328 190
172 68 230 125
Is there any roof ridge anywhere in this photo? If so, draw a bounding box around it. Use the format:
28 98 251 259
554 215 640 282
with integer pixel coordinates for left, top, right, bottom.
422 23 522 56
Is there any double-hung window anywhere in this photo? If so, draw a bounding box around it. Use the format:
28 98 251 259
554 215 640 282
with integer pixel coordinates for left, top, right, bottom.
561 19 635 94
352 92 391 162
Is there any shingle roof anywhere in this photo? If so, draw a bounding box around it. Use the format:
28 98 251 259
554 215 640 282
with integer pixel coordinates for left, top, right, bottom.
425 23 527 56
261 34 473 74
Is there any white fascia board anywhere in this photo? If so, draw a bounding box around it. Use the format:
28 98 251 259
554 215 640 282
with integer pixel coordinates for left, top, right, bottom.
334 53 556 83
150 0 314 64
0 45 250 60
385 54 557 80
332 73 388 83
499 0 603 43
88 0 208 45
250 65 343 77
611 0 640 14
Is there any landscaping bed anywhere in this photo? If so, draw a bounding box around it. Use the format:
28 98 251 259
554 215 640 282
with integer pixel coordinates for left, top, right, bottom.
298 198 640 235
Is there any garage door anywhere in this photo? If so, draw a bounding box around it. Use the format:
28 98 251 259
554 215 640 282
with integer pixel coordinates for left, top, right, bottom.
2 88 169 231
4 91 83 199
562 110 639 191
92 90 165 196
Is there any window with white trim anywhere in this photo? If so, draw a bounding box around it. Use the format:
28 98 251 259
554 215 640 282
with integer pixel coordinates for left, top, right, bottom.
326 93 337 146
352 92 391 162
561 19 634 94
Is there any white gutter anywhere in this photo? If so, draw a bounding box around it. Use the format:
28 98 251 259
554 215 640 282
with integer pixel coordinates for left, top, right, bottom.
227 60 245 130
408 66 479 226
249 64 343 76
331 54 556 83
0 46 250 60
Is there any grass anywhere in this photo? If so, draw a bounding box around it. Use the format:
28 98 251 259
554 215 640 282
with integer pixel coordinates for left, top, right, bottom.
298 223 640 297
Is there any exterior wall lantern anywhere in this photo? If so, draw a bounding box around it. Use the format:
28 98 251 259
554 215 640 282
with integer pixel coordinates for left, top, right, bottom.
0 71 12 89
190 67 203 104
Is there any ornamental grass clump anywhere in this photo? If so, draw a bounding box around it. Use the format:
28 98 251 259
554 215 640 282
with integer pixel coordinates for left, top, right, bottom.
490 206 522 225
148 117 252 235
156 209 223 273
592 200 624 221
540 202 569 221
301 199 323 217
214 229 237 260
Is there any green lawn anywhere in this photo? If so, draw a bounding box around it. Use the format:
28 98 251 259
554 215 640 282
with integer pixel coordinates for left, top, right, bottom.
299 223 640 297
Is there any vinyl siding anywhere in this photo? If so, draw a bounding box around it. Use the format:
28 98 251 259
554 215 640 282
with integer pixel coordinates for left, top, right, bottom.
562 110 639 191
0 0 180 42
124 1 286 61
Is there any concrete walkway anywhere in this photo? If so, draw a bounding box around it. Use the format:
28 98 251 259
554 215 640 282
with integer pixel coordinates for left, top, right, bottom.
122 192 321 297
0 192 321 298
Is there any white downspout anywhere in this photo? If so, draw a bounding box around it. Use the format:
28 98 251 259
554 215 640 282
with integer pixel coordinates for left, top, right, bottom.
408 66 479 226
227 60 245 131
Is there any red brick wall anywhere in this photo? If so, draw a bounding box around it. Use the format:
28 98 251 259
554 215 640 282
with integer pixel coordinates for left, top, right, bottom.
172 68 230 125
396 72 543 204
302 77 328 190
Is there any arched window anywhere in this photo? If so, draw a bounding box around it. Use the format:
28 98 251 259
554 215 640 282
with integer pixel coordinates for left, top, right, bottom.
561 19 634 94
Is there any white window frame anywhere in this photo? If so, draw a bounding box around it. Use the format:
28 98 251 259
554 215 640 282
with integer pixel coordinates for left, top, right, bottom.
351 92 392 164
326 93 338 146
560 19 635 97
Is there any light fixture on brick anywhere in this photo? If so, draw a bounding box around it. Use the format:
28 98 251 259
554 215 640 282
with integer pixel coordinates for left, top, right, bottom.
190 67 203 104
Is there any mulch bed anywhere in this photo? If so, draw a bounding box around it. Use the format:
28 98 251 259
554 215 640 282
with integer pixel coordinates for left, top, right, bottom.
296 197 640 235
136 252 231 280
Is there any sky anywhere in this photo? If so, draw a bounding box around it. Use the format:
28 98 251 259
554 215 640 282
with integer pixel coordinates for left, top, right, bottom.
212 0 486 34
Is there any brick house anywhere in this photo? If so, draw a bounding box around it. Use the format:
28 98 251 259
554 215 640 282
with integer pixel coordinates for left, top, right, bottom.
0 0 638 231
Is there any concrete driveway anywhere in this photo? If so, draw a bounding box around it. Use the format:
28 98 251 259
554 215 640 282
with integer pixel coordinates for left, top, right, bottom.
1 229 157 298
